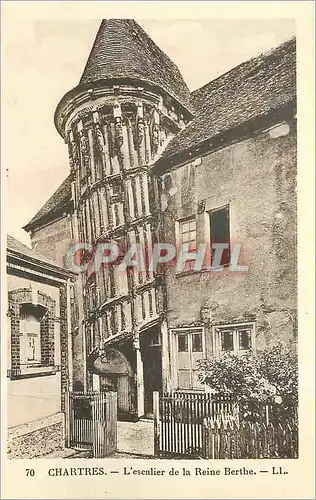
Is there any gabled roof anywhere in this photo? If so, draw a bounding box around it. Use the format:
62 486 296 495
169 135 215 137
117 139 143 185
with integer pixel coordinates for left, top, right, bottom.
23 174 72 232
7 234 74 277
80 19 191 110
155 37 296 168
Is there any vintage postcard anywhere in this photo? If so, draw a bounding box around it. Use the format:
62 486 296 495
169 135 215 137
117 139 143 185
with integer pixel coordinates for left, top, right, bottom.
1 1 315 499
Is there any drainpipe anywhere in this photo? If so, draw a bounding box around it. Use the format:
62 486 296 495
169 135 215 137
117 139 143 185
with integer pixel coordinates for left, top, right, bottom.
66 278 73 391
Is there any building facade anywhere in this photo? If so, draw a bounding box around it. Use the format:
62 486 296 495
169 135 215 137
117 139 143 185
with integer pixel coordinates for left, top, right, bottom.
153 37 297 391
6 235 75 458
24 21 297 418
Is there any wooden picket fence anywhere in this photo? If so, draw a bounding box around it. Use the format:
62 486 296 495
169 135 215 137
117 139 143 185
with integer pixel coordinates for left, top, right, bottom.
203 417 298 459
153 391 238 458
170 390 236 416
65 391 117 458
153 391 298 459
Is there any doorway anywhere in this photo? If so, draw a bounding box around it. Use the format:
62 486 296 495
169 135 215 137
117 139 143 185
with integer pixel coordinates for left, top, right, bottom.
141 328 162 416
92 347 135 419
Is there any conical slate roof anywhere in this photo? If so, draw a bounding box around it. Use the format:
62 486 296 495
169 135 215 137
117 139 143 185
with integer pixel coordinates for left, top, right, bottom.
79 19 191 109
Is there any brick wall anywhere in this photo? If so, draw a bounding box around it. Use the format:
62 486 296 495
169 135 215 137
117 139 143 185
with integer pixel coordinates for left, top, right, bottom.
8 288 58 374
9 289 32 374
39 291 56 366
59 284 69 410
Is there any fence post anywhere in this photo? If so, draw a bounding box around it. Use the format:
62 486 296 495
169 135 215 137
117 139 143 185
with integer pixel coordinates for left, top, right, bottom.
265 404 270 426
64 390 71 448
112 391 118 453
203 418 209 459
91 396 99 459
153 391 160 457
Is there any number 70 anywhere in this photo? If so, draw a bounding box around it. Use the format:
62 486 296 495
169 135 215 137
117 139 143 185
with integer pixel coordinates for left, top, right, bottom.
25 469 35 477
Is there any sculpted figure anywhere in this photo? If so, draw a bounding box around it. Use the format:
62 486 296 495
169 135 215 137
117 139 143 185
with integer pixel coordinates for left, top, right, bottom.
137 117 144 147
115 117 124 150
95 123 106 154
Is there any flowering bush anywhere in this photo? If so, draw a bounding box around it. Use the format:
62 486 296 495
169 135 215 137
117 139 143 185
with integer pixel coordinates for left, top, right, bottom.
198 343 298 423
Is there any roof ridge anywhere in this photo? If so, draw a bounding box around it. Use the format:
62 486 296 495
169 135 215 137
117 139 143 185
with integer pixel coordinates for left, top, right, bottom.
23 173 72 231
191 36 296 99
156 36 296 167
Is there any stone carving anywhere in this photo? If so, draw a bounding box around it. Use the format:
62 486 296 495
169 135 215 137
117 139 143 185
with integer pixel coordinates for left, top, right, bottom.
77 107 94 120
95 123 106 154
197 199 206 214
152 123 160 153
79 129 89 155
79 129 90 174
137 117 144 147
115 117 124 150
68 137 80 172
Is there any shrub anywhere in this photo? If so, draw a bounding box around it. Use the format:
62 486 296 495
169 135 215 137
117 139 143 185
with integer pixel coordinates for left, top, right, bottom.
198 343 298 423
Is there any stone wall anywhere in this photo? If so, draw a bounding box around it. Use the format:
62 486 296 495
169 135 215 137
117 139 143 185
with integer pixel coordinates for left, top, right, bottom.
160 120 297 354
30 216 72 268
28 215 85 393
7 413 64 459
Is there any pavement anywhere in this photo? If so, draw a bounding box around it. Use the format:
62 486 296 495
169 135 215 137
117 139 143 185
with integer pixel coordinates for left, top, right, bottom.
42 448 92 459
117 420 154 456
42 419 155 459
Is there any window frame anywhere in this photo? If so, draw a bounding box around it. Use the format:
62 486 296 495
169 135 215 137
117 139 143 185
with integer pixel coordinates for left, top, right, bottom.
213 322 256 357
205 204 231 268
19 304 45 367
8 292 58 380
175 216 197 272
19 329 42 367
170 326 206 390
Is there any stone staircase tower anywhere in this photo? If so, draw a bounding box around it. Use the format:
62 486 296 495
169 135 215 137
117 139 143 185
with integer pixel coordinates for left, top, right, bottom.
54 19 192 417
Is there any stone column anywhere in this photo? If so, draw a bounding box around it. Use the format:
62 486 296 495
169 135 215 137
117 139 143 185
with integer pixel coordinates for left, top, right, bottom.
59 284 69 410
133 336 144 417
92 373 100 391
160 319 171 393
66 279 74 391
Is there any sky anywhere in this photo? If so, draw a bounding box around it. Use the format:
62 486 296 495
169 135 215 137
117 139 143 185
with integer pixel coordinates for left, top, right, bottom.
3 18 295 245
